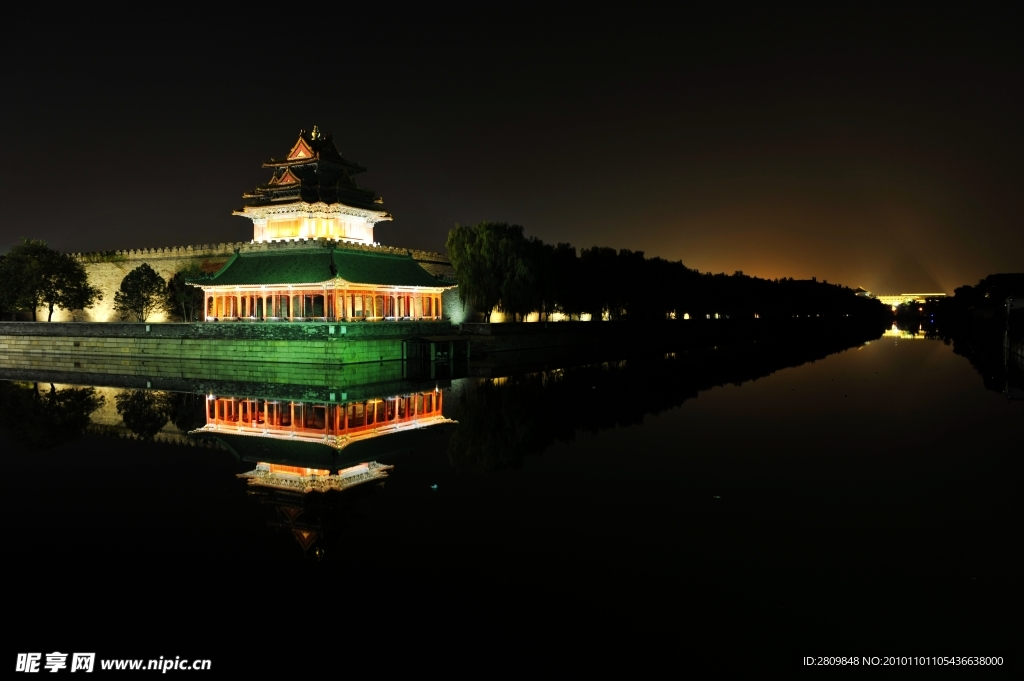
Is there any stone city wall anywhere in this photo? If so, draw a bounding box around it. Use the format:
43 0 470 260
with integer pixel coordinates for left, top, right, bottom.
40 239 453 323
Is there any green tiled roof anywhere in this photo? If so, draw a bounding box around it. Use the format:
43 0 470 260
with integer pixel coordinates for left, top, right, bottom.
200 247 443 288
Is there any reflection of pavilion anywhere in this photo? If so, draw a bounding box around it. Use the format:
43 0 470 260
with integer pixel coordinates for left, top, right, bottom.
193 388 451 493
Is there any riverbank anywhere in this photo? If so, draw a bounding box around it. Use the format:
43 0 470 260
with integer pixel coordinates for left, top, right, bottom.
1 317 887 371
458 316 886 355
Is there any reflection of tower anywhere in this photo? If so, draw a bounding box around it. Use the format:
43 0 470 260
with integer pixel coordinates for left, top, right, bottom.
193 389 453 492
249 486 376 559
192 388 454 559
263 490 322 553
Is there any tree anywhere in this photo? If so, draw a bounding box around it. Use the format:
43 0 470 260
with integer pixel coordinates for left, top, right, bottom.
489 223 534 321
447 222 501 320
44 253 102 321
163 264 206 322
0 239 46 319
0 239 101 321
446 222 539 321
550 243 582 320
114 263 166 322
0 255 11 320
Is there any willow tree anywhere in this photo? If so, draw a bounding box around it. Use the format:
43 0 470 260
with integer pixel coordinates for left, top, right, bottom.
447 222 538 322
489 223 535 321
446 222 501 320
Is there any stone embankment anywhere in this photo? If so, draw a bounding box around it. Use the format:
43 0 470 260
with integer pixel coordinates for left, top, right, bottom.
0 320 453 371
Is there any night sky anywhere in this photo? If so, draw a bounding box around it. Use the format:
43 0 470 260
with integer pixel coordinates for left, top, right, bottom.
3 8 1019 294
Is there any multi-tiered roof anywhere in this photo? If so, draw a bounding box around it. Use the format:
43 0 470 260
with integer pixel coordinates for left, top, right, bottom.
241 126 385 211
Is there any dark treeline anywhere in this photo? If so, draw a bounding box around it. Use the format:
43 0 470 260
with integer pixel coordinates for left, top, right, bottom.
895 273 1024 324
448 324 882 472
891 273 1024 397
937 273 1024 326
920 273 1024 397
446 222 887 322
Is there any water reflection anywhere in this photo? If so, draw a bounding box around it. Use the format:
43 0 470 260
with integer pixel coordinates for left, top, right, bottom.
450 328 884 471
115 390 171 439
192 387 453 559
196 389 450 493
0 382 104 450
2 321 1017 658
199 390 447 447
883 322 932 340
247 484 384 560
889 319 1024 398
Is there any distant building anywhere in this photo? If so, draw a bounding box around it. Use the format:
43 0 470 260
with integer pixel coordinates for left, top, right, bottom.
869 292 947 309
853 288 947 311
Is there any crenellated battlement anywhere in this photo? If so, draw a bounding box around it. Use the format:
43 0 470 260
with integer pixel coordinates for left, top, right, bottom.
71 238 449 263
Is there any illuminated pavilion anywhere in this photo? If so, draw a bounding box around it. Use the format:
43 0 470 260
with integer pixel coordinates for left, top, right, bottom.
196 126 452 321
197 245 448 321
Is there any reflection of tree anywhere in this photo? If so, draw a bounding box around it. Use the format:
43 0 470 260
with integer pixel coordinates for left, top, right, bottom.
940 325 1021 395
115 390 170 439
448 378 548 472
0 382 104 450
450 327 882 472
164 392 207 433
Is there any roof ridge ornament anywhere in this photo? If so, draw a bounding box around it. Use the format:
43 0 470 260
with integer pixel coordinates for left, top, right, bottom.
310 125 320 140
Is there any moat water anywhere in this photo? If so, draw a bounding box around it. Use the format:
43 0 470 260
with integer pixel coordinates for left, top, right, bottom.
3 324 1018 668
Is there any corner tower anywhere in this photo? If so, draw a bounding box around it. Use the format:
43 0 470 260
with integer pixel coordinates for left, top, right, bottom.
235 126 392 244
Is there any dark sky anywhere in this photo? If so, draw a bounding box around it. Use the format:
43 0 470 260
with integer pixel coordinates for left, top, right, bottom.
2 8 1019 293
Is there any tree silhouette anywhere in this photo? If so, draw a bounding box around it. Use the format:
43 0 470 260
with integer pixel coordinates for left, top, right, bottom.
447 223 501 319
0 239 101 321
445 226 889 322
163 264 206 322
114 263 166 322
446 222 538 321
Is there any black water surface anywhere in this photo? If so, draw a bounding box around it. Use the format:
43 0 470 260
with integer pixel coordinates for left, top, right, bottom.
3 329 1018 671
